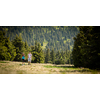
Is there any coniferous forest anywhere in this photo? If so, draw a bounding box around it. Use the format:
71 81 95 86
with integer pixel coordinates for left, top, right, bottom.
0 26 100 69
0 26 79 64
0 26 79 51
72 26 100 69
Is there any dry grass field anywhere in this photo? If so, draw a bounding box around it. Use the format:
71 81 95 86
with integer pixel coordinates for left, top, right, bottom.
0 61 100 74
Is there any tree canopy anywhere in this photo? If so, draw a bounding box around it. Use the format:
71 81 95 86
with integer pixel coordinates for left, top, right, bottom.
0 26 79 52
72 26 100 69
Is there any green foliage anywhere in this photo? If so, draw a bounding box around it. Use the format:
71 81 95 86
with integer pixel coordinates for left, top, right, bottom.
24 41 30 60
31 41 44 63
0 26 79 64
55 59 65 64
0 31 16 60
72 26 100 69
0 31 7 60
12 34 24 61
50 48 55 64
0 26 79 52
4 37 16 61
45 48 50 63
53 49 73 64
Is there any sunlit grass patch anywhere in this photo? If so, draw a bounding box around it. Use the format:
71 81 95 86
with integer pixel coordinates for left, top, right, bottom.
90 69 100 74
44 65 57 68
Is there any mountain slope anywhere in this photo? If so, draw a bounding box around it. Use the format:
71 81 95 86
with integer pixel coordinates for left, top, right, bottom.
0 26 80 51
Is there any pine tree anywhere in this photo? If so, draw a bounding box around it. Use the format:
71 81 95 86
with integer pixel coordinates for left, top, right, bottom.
50 48 55 64
31 41 44 63
0 31 16 60
37 43 44 63
55 50 65 64
4 37 16 61
1 26 79 52
12 34 24 61
45 48 50 63
24 41 29 60
72 33 84 67
0 31 8 60
72 26 100 69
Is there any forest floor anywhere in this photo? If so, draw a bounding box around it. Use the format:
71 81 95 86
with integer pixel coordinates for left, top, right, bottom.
0 61 100 74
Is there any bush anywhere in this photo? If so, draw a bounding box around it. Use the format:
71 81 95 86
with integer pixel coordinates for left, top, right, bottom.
55 59 65 64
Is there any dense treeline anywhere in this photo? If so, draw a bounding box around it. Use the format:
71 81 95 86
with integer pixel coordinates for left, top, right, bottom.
0 31 16 60
0 31 29 61
0 31 73 64
45 48 73 64
0 26 79 52
72 26 100 69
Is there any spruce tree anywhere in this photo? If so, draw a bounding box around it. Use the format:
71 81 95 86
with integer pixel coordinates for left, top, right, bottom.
0 31 16 61
37 43 44 63
50 48 55 64
24 41 29 60
72 26 100 69
31 41 44 63
0 31 8 60
72 33 84 67
12 34 24 61
45 48 50 63
56 50 61 60
4 37 16 61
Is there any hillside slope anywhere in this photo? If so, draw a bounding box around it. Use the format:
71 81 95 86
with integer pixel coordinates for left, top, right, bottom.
0 26 80 51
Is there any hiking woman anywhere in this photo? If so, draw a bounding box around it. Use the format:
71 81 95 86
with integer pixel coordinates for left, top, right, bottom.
22 53 25 65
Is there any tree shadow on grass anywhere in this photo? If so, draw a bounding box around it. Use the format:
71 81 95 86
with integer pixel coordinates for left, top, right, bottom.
54 65 98 73
60 69 91 73
16 70 26 74
55 65 75 68
0 61 9 63
59 68 100 74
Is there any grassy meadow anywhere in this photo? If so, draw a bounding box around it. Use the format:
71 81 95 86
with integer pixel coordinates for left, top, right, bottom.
0 61 100 74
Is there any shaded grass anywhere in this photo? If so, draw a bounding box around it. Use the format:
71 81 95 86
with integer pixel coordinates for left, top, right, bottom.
44 65 75 69
44 65 100 74
16 70 26 74
0 61 9 63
